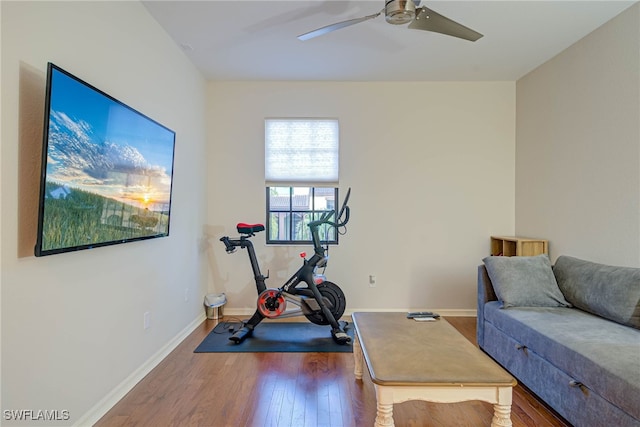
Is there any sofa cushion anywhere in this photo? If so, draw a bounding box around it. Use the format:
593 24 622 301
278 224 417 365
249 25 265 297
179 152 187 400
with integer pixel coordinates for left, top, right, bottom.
484 302 640 420
483 255 571 308
554 256 640 330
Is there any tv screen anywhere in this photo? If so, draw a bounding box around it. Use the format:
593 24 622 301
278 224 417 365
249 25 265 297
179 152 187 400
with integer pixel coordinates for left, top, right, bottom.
34 63 176 257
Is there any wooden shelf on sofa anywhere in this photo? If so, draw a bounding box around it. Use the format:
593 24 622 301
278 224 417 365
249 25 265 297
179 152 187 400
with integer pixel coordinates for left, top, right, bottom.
490 236 548 257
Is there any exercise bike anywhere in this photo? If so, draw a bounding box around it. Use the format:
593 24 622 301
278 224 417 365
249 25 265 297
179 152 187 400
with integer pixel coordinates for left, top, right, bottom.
219 188 352 345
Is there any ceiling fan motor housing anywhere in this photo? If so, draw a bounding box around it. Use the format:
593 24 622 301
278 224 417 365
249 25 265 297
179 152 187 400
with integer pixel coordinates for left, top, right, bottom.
385 0 416 25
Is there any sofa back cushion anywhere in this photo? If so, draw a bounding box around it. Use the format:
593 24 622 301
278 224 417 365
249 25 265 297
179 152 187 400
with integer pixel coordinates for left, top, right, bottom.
554 256 640 329
483 254 572 308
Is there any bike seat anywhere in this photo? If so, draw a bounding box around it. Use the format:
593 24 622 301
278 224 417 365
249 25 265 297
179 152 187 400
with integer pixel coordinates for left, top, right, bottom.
237 223 265 234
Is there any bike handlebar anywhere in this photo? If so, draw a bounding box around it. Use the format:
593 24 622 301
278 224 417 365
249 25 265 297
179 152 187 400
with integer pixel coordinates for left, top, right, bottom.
220 236 237 253
308 188 351 230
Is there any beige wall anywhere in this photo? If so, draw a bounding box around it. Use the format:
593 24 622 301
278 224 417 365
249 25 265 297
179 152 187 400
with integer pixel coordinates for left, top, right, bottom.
516 3 640 267
1 2 208 425
206 81 516 314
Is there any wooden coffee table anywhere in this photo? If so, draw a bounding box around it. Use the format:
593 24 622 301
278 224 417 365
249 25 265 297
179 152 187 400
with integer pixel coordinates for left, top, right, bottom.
352 312 516 427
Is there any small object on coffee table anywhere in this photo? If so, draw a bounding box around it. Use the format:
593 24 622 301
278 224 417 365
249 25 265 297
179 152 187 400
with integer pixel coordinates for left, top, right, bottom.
406 311 440 318
413 316 436 322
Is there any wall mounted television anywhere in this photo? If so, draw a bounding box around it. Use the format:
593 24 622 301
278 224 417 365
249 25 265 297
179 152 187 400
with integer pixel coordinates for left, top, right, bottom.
34 63 176 257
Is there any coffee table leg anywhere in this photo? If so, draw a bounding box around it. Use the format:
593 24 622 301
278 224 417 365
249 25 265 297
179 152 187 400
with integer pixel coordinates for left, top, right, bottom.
374 385 395 427
491 404 512 427
354 332 363 380
491 386 513 427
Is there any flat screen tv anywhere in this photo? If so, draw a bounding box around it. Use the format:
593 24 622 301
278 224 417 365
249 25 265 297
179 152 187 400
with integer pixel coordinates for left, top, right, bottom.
34 63 176 257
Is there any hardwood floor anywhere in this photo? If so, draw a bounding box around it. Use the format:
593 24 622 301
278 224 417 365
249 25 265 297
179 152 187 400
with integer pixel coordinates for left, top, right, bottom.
95 316 571 427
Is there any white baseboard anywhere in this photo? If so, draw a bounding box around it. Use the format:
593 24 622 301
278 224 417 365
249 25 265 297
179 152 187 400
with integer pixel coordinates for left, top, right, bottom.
74 312 206 427
344 308 477 317
224 308 477 317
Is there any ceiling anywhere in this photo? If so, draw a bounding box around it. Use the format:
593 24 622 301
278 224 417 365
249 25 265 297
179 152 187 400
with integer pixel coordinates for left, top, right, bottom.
142 0 637 81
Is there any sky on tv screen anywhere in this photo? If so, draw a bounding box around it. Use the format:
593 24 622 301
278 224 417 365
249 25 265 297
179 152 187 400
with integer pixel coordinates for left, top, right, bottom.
47 68 175 212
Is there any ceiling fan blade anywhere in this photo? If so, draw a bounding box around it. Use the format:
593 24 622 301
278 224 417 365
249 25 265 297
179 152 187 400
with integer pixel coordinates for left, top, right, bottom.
298 10 382 41
408 6 483 42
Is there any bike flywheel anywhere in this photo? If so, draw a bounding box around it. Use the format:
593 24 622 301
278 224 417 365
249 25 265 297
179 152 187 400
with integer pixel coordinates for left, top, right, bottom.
304 281 346 326
257 289 287 318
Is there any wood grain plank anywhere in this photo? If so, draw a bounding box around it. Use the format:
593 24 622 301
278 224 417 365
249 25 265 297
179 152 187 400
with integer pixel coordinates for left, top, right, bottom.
95 316 571 427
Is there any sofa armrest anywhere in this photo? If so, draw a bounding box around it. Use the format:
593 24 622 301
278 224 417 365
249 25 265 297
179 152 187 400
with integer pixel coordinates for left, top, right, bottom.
477 264 498 348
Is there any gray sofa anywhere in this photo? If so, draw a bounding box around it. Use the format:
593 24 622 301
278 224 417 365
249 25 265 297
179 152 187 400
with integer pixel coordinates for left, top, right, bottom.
477 254 640 427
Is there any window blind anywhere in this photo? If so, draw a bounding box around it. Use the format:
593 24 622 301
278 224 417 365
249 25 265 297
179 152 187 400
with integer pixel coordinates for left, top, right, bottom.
265 119 339 184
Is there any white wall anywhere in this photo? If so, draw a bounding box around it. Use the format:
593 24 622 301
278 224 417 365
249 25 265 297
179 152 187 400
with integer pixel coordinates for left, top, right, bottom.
1 2 208 425
206 81 515 314
516 3 640 267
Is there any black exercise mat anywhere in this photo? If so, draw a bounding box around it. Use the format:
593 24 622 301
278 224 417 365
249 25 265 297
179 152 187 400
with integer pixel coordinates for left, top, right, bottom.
194 321 354 353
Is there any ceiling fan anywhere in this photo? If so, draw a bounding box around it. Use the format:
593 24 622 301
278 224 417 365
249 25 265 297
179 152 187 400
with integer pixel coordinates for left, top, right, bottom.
297 0 483 42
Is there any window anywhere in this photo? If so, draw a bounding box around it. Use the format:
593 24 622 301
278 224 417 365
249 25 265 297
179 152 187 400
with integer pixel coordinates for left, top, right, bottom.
266 187 338 244
265 119 339 244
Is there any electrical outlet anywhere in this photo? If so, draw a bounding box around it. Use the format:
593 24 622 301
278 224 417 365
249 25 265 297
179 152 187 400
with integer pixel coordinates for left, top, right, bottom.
369 275 376 287
144 312 151 330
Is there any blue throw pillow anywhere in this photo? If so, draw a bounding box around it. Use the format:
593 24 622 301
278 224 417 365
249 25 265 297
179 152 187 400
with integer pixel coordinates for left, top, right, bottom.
483 254 572 308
